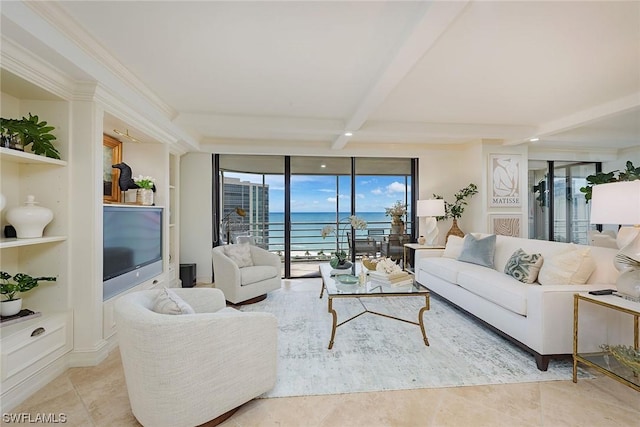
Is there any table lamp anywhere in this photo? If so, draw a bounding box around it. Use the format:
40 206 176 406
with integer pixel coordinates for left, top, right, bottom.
417 199 445 246
590 181 640 298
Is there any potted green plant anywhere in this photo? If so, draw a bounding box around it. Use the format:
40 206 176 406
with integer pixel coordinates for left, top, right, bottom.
0 113 61 159
579 161 639 202
0 271 56 317
433 183 478 240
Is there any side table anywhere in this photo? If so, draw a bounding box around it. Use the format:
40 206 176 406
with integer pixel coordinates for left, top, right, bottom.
573 292 639 391
403 243 445 274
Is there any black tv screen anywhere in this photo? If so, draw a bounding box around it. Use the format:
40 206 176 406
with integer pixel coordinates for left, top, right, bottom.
103 206 163 299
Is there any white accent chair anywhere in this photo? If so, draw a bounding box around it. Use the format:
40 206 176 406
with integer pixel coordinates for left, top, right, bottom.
115 288 277 427
212 244 282 304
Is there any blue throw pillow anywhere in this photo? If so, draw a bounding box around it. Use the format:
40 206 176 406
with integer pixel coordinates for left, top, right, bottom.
457 234 497 268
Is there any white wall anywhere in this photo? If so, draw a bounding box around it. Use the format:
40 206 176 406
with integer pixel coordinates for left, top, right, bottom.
179 153 213 283
602 145 640 174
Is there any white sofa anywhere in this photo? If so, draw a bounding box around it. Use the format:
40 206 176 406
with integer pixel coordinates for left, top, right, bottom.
415 234 629 370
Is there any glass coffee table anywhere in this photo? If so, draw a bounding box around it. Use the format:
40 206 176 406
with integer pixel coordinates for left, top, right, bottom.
319 263 430 349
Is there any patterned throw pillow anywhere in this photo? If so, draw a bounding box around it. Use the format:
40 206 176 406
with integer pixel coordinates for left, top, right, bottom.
504 248 544 284
224 243 254 268
152 287 195 315
537 244 596 285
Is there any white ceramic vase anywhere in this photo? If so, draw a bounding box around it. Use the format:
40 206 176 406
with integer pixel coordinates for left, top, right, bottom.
6 195 53 238
0 298 22 317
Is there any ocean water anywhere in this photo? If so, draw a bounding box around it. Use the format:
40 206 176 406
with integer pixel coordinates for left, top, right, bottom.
262 212 411 253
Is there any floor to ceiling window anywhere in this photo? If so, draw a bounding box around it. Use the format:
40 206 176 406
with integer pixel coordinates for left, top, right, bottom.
216 154 416 278
528 161 600 244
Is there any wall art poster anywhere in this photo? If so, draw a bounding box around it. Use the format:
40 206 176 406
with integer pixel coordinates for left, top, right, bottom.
489 154 521 207
490 214 521 237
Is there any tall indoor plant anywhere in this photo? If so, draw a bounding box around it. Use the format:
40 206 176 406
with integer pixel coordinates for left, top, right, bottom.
433 183 478 241
385 201 407 234
0 272 56 317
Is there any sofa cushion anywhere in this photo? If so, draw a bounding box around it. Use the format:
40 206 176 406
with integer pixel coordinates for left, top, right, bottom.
153 287 196 315
457 269 528 316
504 248 544 284
458 234 497 268
419 257 465 283
240 265 279 286
442 235 465 259
538 244 596 285
224 243 254 268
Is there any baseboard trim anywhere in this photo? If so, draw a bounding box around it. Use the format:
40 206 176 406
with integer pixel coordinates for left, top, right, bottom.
66 339 110 367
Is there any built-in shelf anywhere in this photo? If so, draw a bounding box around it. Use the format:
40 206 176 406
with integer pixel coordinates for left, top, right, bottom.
0 147 67 166
0 236 67 249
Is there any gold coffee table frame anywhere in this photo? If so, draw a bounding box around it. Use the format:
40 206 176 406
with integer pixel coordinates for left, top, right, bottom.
319 263 430 350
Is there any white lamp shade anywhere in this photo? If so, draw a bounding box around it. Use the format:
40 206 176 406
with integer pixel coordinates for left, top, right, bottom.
590 181 640 225
417 199 445 217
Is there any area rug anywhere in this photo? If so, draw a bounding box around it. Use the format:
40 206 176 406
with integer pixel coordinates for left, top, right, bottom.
240 286 590 398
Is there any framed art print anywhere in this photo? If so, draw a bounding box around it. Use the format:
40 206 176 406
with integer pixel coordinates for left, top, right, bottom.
489 214 521 237
489 154 521 207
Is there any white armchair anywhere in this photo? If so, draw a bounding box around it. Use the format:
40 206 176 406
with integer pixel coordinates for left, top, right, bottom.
212 244 282 304
115 288 277 427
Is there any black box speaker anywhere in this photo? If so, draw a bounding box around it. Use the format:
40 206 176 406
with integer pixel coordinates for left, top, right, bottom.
179 263 197 288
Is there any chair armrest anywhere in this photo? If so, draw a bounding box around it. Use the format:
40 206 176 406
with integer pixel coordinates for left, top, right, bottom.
171 287 226 313
250 246 281 269
212 248 242 286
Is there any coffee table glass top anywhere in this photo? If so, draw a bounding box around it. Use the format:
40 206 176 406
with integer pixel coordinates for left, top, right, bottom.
319 263 428 296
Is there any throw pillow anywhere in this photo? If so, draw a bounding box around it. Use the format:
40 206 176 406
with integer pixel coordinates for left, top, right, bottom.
224 243 254 268
457 234 497 268
442 236 465 259
153 287 195 315
537 244 596 285
504 248 544 284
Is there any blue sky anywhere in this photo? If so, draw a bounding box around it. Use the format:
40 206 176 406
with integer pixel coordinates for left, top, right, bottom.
227 172 411 212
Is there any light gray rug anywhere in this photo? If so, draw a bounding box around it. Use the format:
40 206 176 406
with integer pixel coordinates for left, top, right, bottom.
241 288 589 398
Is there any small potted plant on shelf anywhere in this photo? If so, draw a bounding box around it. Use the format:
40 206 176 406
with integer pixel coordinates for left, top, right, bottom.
0 113 60 159
0 271 56 317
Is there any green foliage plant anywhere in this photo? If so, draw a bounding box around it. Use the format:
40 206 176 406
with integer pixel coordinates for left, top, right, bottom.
0 271 56 301
0 113 61 159
433 183 479 220
579 161 640 202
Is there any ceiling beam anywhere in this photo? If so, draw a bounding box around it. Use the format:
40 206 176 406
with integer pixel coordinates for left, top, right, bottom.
504 92 640 146
331 0 471 150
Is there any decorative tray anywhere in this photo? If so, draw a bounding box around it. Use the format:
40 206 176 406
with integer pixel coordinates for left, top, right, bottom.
335 274 359 285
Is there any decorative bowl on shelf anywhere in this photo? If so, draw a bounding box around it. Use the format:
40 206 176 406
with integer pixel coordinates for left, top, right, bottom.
601 344 640 374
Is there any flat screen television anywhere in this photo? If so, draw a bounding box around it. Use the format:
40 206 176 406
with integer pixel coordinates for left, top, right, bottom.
103 205 163 300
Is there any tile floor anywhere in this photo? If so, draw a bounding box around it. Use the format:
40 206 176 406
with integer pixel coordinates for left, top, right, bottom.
9 279 640 427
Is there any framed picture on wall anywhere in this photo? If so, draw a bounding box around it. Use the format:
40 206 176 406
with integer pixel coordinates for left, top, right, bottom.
489 213 521 237
103 134 122 203
489 154 521 207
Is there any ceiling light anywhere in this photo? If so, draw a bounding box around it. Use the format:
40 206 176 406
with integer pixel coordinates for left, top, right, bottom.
320 164 326 168
529 137 539 142
344 132 353 137
113 128 140 143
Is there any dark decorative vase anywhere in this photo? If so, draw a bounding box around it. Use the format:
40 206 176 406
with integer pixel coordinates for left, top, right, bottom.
446 218 465 242
330 257 352 269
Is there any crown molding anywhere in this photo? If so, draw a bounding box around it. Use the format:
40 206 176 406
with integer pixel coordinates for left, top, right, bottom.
1 36 75 100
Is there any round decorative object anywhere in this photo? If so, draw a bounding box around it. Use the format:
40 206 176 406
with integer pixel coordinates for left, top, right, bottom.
362 258 378 270
136 188 154 206
418 235 426 245
0 298 22 317
6 195 53 238
330 258 352 269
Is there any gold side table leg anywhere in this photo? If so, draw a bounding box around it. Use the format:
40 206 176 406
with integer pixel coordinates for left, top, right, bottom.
419 295 430 346
328 297 337 349
319 277 325 299
573 295 579 383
